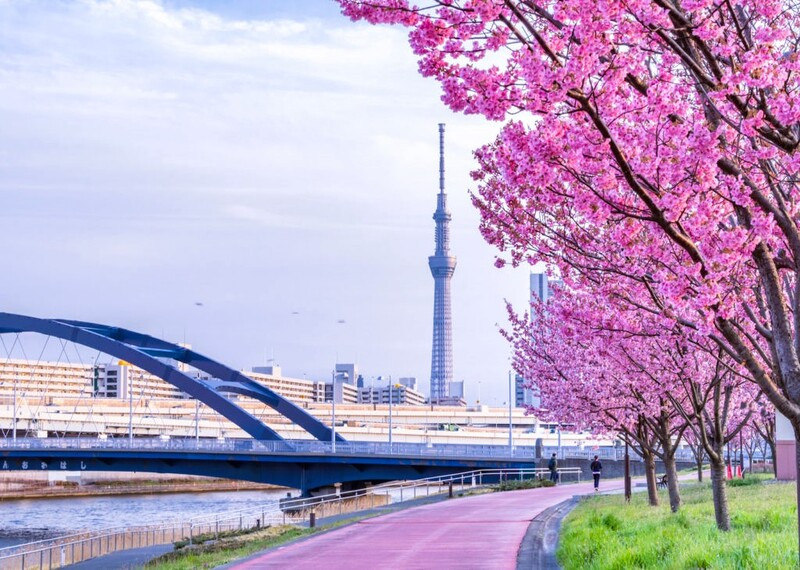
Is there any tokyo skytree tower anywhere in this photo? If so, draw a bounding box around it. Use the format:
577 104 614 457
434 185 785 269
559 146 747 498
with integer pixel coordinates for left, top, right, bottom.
428 124 457 403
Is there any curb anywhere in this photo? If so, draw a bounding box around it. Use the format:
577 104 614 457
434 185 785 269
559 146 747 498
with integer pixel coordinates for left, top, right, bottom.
516 496 579 570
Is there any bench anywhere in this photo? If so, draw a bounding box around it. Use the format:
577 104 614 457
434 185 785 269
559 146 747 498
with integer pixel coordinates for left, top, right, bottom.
656 474 668 489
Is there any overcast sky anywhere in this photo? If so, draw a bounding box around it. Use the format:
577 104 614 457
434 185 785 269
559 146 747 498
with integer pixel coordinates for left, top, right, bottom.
0 0 531 405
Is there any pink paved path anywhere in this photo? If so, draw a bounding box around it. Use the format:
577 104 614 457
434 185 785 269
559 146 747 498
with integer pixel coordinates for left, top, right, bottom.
231 479 630 570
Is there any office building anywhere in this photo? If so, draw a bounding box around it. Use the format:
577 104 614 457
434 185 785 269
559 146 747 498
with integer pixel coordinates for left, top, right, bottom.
357 384 426 406
515 270 562 408
398 377 418 391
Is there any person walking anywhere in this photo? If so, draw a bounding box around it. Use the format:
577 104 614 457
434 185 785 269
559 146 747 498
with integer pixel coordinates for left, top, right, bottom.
548 453 558 483
591 455 603 491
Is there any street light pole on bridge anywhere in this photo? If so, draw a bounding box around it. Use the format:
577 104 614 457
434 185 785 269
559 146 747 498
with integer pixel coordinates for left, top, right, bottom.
12 378 17 443
389 376 393 453
331 370 336 453
128 378 133 444
508 371 513 452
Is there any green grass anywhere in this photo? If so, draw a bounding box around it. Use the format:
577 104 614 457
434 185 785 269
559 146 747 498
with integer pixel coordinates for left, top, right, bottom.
146 516 373 570
558 476 798 569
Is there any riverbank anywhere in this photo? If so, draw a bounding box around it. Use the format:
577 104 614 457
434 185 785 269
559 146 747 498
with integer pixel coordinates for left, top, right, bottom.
0 479 281 501
558 475 797 568
0 488 291 549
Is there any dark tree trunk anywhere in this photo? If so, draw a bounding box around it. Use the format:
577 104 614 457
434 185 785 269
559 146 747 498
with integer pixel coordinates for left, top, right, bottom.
644 451 659 506
771 440 778 477
709 458 731 531
664 453 681 512
696 453 704 482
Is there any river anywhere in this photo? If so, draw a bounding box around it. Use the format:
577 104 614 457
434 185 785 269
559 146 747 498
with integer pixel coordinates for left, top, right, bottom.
0 488 293 549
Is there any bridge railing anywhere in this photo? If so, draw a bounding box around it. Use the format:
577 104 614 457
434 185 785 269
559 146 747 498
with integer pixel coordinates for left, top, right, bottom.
0 466 581 570
0 437 699 461
0 437 542 459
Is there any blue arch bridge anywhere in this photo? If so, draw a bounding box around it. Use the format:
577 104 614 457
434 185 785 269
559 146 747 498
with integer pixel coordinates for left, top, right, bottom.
0 313 534 494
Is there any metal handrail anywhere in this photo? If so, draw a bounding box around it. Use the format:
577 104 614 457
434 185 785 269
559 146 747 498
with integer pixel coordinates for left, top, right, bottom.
0 437 700 461
0 437 541 459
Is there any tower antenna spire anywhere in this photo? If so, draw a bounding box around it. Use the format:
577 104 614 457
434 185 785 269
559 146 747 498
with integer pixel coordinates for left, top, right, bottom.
439 123 445 195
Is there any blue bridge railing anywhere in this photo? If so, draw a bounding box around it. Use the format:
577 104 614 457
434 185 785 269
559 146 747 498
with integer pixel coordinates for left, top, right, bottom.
0 437 539 459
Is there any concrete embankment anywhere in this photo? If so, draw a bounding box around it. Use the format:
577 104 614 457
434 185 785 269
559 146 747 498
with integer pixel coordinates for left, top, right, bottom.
0 472 282 500
0 481 281 500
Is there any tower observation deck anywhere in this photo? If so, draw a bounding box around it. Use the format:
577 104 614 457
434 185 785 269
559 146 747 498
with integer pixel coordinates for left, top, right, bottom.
428 124 457 404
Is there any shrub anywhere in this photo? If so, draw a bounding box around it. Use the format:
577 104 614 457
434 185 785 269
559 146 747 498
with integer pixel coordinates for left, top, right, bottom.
728 477 761 487
600 513 622 531
494 478 555 492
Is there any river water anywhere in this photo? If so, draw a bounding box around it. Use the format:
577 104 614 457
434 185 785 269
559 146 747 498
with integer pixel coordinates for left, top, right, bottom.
0 489 293 549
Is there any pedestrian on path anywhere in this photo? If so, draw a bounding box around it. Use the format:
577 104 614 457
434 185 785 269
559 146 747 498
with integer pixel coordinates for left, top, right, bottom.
591 455 602 491
548 453 558 483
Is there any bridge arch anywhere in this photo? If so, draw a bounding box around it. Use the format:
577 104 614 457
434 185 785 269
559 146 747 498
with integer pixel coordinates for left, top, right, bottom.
0 313 343 443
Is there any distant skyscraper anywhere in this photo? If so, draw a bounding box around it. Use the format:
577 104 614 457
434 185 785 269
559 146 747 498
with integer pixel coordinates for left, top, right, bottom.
429 123 457 403
530 271 560 306
515 270 562 407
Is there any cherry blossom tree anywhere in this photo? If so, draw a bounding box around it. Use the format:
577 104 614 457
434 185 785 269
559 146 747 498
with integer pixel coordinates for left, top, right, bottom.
507 289 691 510
752 404 777 475
682 429 707 482
660 341 758 529
336 0 800 542
508 283 756 526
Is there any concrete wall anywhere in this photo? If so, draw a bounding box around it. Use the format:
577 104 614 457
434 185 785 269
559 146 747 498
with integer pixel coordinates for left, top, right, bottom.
538 457 695 480
777 441 796 480
0 471 217 485
776 412 796 481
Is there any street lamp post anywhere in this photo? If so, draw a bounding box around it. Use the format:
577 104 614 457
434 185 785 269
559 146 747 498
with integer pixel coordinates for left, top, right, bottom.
195 399 200 445
12 378 17 443
128 378 133 444
557 425 562 459
508 371 513 453
331 370 336 454
388 376 393 453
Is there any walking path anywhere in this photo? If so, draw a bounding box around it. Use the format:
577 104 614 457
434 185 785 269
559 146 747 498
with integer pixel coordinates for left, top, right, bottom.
227 478 628 570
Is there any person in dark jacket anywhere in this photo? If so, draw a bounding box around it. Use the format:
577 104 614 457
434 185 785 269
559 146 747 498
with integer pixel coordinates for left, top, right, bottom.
548 453 558 483
591 455 602 491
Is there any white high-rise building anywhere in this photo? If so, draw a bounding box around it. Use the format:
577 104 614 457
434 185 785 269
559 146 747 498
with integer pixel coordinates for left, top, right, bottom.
530 271 561 306
515 271 562 408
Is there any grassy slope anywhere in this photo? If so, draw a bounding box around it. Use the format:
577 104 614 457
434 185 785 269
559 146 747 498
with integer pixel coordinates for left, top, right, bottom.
558 476 798 569
146 515 379 570
146 525 311 570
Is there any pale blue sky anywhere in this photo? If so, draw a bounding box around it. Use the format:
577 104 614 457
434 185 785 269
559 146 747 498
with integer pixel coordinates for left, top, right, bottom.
0 0 530 404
